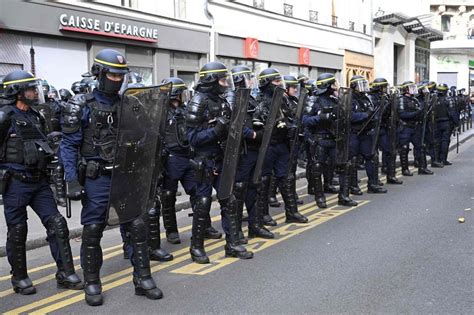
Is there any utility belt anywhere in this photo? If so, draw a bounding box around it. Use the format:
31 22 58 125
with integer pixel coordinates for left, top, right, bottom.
77 159 115 185
400 120 421 128
189 153 223 184
9 169 44 183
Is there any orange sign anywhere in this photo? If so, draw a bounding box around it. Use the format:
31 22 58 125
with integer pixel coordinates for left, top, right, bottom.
298 47 310 65
244 37 259 59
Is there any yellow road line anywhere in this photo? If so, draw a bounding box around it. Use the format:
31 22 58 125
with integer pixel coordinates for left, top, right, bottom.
0 181 316 282
4 195 331 314
3 168 408 313
171 201 370 275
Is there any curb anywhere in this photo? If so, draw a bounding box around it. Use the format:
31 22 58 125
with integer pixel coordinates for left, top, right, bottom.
1 131 472 257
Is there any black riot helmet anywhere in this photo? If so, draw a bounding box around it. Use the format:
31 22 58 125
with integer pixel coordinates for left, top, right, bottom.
370 77 389 93
425 81 437 92
283 75 299 97
449 86 457 97
161 77 189 104
417 82 430 95
196 61 233 95
41 79 51 97
436 83 449 95
91 49 129 95
71 81 86 94
399 81 417 96
315 73 339 96
2 70 45 105
231 65 252 89
59 88 73 102
350 75 369 93
305 79 317 95
258 68 283 93
297 73 309 89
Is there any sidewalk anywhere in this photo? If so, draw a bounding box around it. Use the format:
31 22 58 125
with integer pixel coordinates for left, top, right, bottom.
1 127 473 256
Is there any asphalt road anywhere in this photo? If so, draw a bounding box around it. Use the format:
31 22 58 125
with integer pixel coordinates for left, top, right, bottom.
0 138 473 314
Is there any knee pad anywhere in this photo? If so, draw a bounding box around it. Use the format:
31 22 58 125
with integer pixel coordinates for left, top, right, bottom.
233 182 247 199
48 214 69 239
8 223 28 245
161 190 176 208
129 217 147 243
82 224 104 246
195 196 212 215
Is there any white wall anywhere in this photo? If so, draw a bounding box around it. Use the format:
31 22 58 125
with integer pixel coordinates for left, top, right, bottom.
209 0 373 56
27 37 88 91
430 52 471 90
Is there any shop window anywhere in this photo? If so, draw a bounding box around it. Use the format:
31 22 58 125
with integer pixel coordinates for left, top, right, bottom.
441 15 451 32
349 21 355 31
129 66 153 86
309 10 318 23
283 3 293 17
253 0 264 9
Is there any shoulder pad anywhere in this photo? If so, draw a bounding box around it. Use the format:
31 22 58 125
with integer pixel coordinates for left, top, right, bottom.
0 105 15 123
62 95 86 134
185 92 207 128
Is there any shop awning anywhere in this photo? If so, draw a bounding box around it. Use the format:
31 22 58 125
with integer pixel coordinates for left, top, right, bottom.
374 13 443 42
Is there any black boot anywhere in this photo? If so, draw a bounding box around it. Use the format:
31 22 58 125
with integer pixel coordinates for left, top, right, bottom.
418 149 434 175
146 205 173 262
349 157 363 195
372 152 384 186
279 176 308 224
161 190 181 244
338 165 358 207
367 184 387 193
400 145 413 176
48 214 83 290
122 235 130 259
221 197 254 259
323 163 339 194
249 177 275 239
129 218 163 300
202 211 222 239
8 223 37 295
312 161 327 208
190 197 211 264
268 175 281 207
258 176 277 226
386 155 403 184
431 161 444 168
82 224 105 306
233 182 248 245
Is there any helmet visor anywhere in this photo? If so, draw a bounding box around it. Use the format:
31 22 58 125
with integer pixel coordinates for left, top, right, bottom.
233 70 252 89
406 83 418 95
218 72 235 92
353 79 370 92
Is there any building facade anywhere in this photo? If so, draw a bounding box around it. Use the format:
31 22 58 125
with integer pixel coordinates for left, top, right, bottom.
373 13 442 85
0 0 375 90
428 2 474 92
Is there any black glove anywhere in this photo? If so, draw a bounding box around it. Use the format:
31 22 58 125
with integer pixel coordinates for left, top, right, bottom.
214 116 229 140
66 179 83 201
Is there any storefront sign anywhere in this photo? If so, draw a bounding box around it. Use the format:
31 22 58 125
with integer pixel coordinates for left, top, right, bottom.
244 37 259 59
59 13 158 43
298 47 310 65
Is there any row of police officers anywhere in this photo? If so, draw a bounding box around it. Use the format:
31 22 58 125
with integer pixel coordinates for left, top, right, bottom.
0 48 470 306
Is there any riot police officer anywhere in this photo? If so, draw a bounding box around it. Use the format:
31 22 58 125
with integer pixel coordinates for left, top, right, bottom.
185 61 254 264
230 65 275 240
415 82 434 175
61 49 163 306
160 77 196 245
253 68 308 225
434 83 459 165
303 73 357 208
368 78 403 184
1 70 83 295
348 75 387 194
397 81 426 176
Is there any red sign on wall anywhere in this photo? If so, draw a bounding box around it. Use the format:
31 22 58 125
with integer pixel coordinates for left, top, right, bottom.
244 37 259 59
298 47 310 65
